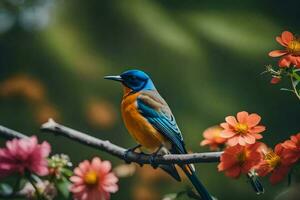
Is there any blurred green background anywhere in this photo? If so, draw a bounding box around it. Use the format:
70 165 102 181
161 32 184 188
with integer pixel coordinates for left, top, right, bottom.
0 0 300 199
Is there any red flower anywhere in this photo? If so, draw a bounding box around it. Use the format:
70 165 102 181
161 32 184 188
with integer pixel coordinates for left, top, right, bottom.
218 143 262 178
0 136 51 178
256 144 292 184
200 126 227 150
282 133 300 164
70 157 119 200
220 111 266 146
269 31 300 68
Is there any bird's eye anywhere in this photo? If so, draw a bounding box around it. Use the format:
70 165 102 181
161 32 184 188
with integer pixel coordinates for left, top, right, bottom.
130 75 137 80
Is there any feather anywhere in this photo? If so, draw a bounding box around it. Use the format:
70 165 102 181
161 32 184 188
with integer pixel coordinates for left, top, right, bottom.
137 90 186 154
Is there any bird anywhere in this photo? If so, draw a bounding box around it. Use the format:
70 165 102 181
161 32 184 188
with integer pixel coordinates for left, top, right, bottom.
104 69 212 200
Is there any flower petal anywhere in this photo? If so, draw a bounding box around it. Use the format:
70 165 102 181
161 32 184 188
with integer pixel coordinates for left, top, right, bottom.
78 160 90 173
227 137 239 146
200 139 211 146
270 165 291 184
238 136 246 146
220 130 236 138
246 113 261 128
99 161 112 174
237 111 248 124
268 50 288 57
70 176 84 184
249 126 266 134
225 166 241 178
281 31 294 45
91 157 102 171
74 167 84 177
279 55 292 67
276 36 287 46
225 116 238 126
253 133 263 139
243 134 256 144
70 184 86 193
220 123 230 129
219 155 237 170
295 57 300 68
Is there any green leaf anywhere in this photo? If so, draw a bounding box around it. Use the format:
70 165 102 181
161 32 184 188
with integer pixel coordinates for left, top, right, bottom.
280 88 295 93
292 79 300 88
55 177 70 199
294 69 300 73
0 183 13 196
292 70 300 82
61 168 73 177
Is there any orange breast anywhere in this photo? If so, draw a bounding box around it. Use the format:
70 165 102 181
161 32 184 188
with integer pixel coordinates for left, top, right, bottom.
121 88 166 152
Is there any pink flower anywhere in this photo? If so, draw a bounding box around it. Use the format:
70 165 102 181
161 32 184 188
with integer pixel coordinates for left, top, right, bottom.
0 136 51 178
70 157 119 200
269 31 300 68
220 111 266 146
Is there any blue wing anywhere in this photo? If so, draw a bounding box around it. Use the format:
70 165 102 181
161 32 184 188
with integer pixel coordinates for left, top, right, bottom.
137 90 186 154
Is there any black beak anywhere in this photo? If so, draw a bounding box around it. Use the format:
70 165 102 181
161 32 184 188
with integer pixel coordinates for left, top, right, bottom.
104 75 123 82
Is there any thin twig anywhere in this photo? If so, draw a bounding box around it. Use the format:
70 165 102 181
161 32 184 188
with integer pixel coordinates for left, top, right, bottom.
27 176 42 200
290 76 300 101
0 125 28 140
41 119 222 165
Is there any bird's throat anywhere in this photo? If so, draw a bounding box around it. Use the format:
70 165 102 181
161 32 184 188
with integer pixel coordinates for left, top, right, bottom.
123 86 133 97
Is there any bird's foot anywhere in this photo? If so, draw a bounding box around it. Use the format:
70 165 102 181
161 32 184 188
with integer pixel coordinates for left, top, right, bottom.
123 144 142 164
149 154 159 169
149 145 163 169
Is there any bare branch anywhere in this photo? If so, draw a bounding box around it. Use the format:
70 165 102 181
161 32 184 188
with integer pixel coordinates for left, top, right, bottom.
0 125 28 140
41 119 222 165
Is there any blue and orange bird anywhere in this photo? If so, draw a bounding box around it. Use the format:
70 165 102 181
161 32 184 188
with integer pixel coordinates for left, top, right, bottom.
104 69 212 200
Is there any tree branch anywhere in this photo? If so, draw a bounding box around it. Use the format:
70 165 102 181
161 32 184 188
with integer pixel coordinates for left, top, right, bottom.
41 119 222 165
0 125 28 140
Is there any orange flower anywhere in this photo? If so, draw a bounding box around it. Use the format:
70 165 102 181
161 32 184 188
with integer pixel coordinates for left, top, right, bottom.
269 31 300 68
218 143 262 178
282 133 300 164
256 144 292 184
220 111 266 146
200 126 227 150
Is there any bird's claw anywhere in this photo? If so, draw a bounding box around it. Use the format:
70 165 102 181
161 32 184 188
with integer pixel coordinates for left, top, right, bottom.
149 154 158 169
123 149 132 164
123 144 142 164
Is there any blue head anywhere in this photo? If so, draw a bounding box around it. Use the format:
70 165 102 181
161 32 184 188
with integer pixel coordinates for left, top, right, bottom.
104 69 155 92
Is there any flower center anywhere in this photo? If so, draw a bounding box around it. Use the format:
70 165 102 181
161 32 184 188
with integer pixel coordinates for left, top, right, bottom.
237 150 248 165
212 129 222 138
84 171 98 185
265 151 281 168
287 39 300 55
235 123 248 135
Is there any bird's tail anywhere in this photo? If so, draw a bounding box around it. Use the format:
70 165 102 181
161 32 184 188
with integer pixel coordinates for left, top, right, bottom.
180 164 213 200
247 171 264 195
159 164 181 181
